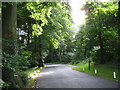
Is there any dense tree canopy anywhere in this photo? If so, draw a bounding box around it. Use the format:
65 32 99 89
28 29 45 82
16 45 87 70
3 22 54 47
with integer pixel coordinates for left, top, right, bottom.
73 2 119 64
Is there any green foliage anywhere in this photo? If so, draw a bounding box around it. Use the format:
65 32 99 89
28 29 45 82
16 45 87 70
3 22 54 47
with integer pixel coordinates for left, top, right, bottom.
2 53 30 71
2 39 30 88
19 50 32 60
2 67 29 88
17 2 73 64
19 72 29 86
2 49 30 88
32 23 43 36
73 2 119 64
26 2 54 36
2 39 16 55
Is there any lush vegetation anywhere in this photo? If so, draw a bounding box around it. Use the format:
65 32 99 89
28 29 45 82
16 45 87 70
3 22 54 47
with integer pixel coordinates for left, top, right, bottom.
73 63 119 82
1 1 120 88
73 2 119 65
23 67 42 88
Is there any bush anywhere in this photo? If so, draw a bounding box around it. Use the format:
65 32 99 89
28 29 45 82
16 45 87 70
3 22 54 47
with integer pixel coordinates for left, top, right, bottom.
19 72 29 86
2 52 30 88
2 68 29 88
29 60 39 67
2 39 30 88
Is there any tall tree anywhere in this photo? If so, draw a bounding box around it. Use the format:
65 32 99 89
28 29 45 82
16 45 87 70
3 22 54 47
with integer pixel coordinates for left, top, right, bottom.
74 2 118 64
2 3 17 54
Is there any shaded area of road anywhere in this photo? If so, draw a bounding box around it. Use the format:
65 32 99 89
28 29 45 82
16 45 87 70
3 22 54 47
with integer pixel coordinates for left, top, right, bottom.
36 64 118 88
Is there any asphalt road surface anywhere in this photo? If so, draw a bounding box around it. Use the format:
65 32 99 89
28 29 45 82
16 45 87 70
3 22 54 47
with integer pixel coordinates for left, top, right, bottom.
36 64 118 88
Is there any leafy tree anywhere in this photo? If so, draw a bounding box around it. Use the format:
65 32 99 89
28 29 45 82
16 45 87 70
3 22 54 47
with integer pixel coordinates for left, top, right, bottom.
23 2 73 64
74 2 119 64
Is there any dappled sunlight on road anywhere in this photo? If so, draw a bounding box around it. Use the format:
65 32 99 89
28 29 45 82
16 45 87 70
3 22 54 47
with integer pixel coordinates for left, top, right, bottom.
40 71 55 75
46 64 63 67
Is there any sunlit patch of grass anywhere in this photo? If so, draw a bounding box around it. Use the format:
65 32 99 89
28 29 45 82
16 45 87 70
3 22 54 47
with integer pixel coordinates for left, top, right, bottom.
24 68 41 77
25 78 37 88
23 67 43 88
73 64 119 82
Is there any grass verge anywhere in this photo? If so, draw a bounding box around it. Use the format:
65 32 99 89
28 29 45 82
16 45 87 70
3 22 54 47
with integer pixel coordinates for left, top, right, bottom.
23 67 43 88
73 63 119 82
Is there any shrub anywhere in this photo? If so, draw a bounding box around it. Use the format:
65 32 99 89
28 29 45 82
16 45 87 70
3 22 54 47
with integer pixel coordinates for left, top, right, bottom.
2 68 29 88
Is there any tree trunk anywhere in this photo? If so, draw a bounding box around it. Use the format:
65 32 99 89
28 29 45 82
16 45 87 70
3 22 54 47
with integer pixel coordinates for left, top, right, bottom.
2 3 17 41
118 1 120 37
118 1 120 67
59 45 61 62
38 36 44 67
2 3 17 87
2 3 17 54
27 25 30 44
98 32 105 64
49 45 54 62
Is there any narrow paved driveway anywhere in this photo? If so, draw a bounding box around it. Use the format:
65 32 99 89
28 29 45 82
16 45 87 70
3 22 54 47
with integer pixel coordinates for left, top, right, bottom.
36 64 118 88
